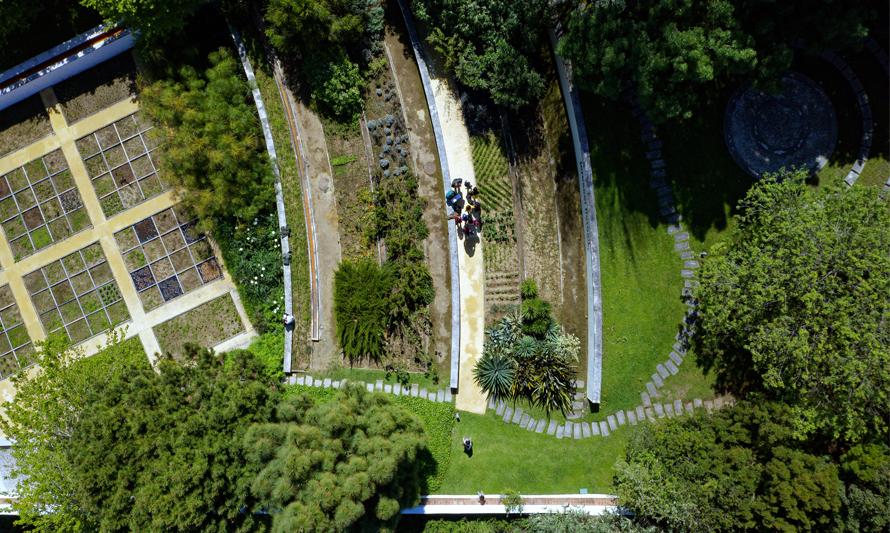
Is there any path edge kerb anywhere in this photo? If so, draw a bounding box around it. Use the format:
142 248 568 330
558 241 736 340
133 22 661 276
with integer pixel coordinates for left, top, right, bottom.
549 29 604 405
395 0 462 391
229 27 294 372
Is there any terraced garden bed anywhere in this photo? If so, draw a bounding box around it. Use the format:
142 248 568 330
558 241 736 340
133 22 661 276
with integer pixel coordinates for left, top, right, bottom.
54 52 138 124
0 95 52 157
0 284 34 379
154 294 244 358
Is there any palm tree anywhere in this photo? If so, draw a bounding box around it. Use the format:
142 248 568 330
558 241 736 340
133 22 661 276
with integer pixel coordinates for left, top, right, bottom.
474 351 515 402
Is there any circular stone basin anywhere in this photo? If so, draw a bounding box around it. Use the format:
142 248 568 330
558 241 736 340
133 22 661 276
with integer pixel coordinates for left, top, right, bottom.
725 72 837 178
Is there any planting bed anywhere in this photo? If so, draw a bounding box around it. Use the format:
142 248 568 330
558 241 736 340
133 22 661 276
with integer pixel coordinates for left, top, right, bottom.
0 284 34 380
0 95 52 157
153 293 244 358
115 205 221 311
77 112 168 217
24 243 129 344
0 150 90 260
54 52 138 124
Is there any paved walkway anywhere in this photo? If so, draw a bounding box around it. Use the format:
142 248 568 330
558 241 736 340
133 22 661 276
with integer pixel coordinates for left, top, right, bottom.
402 494 618 516
427 66 486 414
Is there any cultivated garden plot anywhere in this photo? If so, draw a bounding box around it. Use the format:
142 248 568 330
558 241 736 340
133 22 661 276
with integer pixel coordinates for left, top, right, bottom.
153 293 244 358
114 206 221 312
0 284 34 379
24 242 129 344
0 95 53 158
53 52 138 124
76 112 168 217
0 150 90 260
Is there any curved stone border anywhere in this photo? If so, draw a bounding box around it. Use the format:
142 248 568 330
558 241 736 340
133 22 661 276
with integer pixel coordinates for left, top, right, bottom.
549 29 604 405
288 373 454 403
229 27 294 371
395 0 462 390
817 49 873 186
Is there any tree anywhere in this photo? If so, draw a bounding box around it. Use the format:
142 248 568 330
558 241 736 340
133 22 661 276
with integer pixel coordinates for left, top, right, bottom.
334 259 393 362
304 50 364 122
79 0 206 43
614 401 843 532
691 173 890 443
0 333 147 532
559 0 878 123
838 443 890 533
140 47 275 229
412 0 550 108
65 345 277 532
244 385 429 531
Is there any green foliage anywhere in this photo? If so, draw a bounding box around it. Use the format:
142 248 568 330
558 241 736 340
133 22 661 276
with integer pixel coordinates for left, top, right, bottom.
560 0 878 122
692 173 890 443
330 154 358 166
244 385 430 531
305 51 364 122
213 212 284 330
391 395 454 492
67 346 277 532
473 351 515 402
520 296 552 338
140 47 275 228
334 258 392 362
838 444 890 532
501 489 523 515
241 331 285 382
614 401 844 532
519 278 538 300
0 333 146 532
79 0 206 43
413 0 550 108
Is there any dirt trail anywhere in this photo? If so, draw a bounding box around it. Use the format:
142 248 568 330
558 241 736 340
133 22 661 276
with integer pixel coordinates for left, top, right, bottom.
384 28 451 372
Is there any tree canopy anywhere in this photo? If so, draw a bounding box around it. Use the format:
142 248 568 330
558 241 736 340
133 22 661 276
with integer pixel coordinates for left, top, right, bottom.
244 386 430 531
559 0 878 122
140 47 275 229
412 0 550 108
80 0 207 43
614 401 851 532
691 173 890 443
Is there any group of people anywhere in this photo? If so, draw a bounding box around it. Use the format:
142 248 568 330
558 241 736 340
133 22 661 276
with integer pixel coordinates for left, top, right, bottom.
450 178 482 235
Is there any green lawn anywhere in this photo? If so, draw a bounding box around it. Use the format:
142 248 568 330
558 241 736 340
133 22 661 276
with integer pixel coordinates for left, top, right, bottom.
439 409 630 494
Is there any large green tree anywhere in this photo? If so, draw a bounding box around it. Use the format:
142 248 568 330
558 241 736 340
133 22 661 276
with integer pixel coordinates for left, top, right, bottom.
244 385 429 531
140 47 275 229
692 173 890 443
412 0 550 108
0 334 147 532
80 0 206 43
67 345 277 532
614 401 844 532
559 0 877 122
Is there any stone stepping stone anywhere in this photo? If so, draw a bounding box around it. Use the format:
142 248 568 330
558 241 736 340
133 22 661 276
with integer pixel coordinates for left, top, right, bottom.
641 391 651 406
535 419 546 433
652 373 664 388
647 381 659 396
607 415 617 431
693 398 703 408
294 375 304 385
591 421 601 435
683 279 699 288
444 389 453 402
572 400 585 411
599 421 610 436
616 411 626 426
574 379 586 389
672 341 686 354
669 351 684 366
511 408 524 424
665 403 675 417
555 426 564 439
488 397 496 409
680 250 695 260
665 360 679 375
437 389 445 402
635 405 645 422
304 375 314 385
681 269 695 278
651 159 666 170
393 384 401 395
685 402 694 415
667 224 683 235
704 400 714 411
503 406 513 423
645 407 655 421
715 397 725 409
566 411 583 420
565 421 574 435
628 410 638 425
674 231 690 242
654 403 665 418
574 391 586 400
364 383 373 392
411 384 420 396
383 384 392 393
684 260 700 269
495 401 506 416
375 380 384 391
581 422 591 438
332 380 341 389
519 413 530 428
673 399 683 414
525 418 537 431
573 423 582 439
316 378 326 387
418 388 427 399
428 391 437 401
547 420 558 435
656 364 670 379
675 241 690 251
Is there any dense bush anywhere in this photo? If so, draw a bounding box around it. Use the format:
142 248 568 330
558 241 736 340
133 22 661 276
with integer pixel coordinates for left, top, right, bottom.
140 47 275 227
334 259 393 362
304 51 364 122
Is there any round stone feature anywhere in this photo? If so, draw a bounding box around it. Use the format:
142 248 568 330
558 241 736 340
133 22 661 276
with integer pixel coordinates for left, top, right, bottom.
725 72 837 178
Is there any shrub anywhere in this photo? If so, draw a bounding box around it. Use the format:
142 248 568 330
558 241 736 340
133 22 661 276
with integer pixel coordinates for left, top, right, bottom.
473 352 515 402
334 259 392 362
305 51 364 123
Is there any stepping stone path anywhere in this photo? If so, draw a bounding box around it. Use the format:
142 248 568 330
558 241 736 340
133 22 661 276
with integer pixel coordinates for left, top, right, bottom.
289 376 456 404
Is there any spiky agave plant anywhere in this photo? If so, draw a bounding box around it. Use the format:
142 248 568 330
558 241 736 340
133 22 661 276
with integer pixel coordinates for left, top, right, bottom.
474 351 515 402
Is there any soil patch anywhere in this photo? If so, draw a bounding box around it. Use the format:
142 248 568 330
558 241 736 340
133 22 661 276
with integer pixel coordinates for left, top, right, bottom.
0 96 52 157
154 294 245 358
